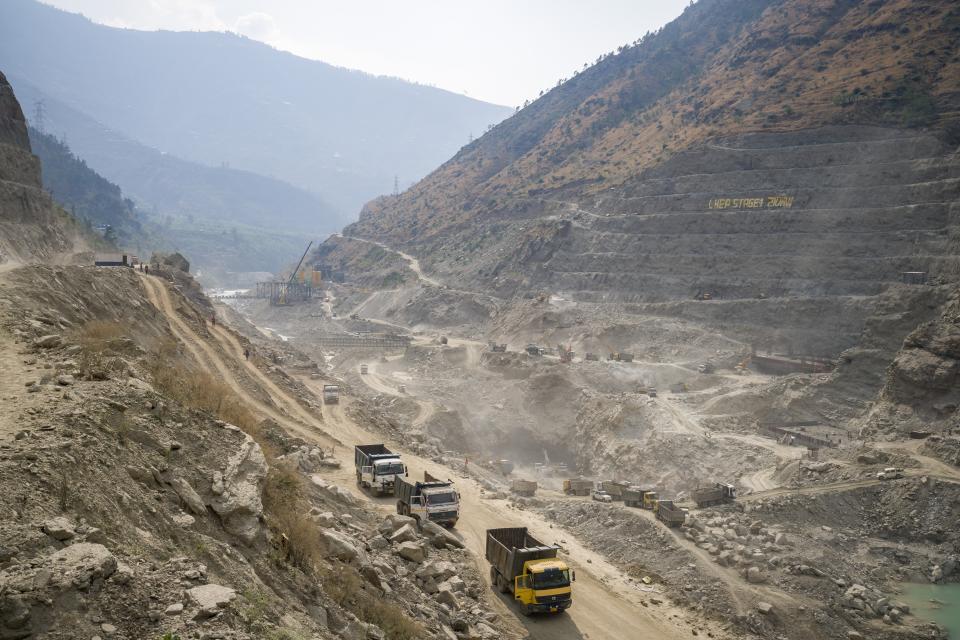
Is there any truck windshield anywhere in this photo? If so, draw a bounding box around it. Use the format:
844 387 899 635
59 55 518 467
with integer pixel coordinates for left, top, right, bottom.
426 492 456 505
533 568 570 590
375 462 404 476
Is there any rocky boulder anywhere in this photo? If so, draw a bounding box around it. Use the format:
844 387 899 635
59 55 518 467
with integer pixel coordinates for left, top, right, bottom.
208 437 267 544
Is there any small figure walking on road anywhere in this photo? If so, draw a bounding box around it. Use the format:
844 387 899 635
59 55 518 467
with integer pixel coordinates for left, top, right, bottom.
144 265 149 275
243 347 250 360
210 314 216 327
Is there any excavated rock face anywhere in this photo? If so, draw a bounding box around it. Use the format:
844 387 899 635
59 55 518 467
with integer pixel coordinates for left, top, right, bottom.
0 70 80 264
0 71 31 153
880 288 960 428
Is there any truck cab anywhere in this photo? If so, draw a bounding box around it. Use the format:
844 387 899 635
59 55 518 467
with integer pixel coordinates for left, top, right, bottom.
396 475 461 526
513 558 574 615
355 444 407 495
642 491 659 510
366 458 406 493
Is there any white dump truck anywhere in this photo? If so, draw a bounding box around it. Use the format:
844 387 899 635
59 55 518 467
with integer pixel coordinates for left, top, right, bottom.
355 444 407 495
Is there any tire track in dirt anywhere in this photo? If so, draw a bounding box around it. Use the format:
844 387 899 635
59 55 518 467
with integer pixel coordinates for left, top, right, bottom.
141 275 334 448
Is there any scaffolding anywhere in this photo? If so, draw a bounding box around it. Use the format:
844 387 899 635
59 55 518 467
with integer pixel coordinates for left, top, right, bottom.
255 281 314 306
312 333 412 349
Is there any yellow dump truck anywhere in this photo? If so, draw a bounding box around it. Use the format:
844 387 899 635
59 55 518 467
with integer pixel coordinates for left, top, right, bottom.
486 527 573 615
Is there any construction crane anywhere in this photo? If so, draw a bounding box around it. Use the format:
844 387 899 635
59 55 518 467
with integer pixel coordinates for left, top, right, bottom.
288 240 314 284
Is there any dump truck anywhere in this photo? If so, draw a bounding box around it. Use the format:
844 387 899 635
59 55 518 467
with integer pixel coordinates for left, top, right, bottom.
596 481 628 500
525 344 545 357
562 478 593 496
395 473 460 527
322 384 340 405
608 352 635 363
488 342 507 352
489 459 514 475
486 527 573 615
623 486 656 508
355 444 407 495
655 499 686 527
692 482 737 508
510 479 538 497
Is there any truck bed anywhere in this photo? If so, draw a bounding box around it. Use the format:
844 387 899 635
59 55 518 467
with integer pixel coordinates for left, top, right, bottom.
486 527 558 581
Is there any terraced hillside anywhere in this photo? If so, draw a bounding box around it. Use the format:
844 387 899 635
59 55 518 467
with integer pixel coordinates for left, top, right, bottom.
535 126 960 301
339 0 960 304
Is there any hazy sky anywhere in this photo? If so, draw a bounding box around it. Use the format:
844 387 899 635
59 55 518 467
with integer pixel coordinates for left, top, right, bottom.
42 0 689 106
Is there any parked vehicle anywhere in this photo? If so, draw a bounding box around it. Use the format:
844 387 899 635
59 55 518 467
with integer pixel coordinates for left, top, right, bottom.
691 482 737 508
488 342 507 352
322 385 340 404
360 364 368 375
654 499 686 527
877 467 904 480
486 527 573 615
562 478 593 496
395 472 460 527
591 490 613 503
355 444 407 495
608 352 635 362
525 344 545 357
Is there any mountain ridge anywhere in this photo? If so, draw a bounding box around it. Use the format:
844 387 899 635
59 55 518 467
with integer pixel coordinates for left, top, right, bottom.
342 0 960 277
0 0 512 216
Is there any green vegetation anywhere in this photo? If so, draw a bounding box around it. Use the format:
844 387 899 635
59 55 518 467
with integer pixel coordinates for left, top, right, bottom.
28 126 144 246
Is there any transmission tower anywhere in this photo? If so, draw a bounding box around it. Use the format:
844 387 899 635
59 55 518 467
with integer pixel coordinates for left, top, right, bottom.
32 99 46 132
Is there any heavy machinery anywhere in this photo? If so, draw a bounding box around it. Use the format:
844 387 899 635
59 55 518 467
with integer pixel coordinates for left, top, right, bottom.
486 527 573 615
322 385 340 405
355 444 407 495
525 344 545 357
510 479 538 497
697 362 715 374
584 352 599 361
654 499 686 527
359 364 368 375
691 482 737 508
395 472 460 527
562 478 593 496
558 345 574 363
488 342 507 352
608 352 634 363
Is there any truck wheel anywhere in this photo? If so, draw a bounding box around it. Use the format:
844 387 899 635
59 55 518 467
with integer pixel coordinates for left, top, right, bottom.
396 501 403 515
522 604 533 617
498 575 509 594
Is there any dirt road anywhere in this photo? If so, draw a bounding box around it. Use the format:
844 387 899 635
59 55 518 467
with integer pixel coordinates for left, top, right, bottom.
335 234 441 287
142 274 718 639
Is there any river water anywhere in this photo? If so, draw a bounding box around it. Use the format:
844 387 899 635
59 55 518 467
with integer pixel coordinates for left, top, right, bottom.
898 583 960 637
